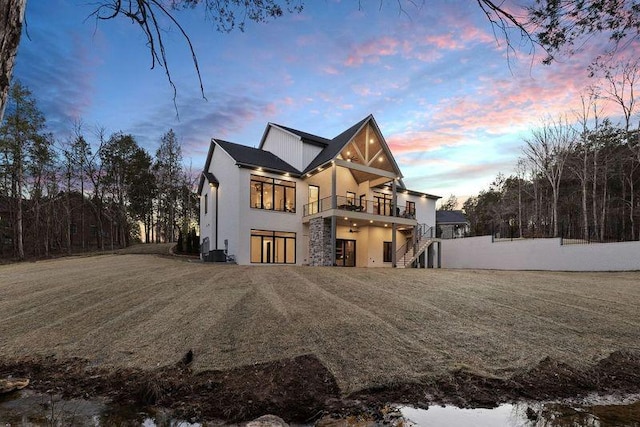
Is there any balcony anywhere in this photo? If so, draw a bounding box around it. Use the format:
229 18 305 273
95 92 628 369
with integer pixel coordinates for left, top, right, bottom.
303 195 416 220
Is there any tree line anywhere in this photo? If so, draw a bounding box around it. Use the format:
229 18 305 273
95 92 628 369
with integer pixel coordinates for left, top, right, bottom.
0 81 198 260
463 58 640 242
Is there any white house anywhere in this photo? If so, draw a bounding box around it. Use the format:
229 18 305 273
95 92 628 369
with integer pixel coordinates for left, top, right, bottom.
198 115 441 267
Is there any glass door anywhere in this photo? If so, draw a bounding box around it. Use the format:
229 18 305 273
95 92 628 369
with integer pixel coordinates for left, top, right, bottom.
308 185 319 214
335 239 356 267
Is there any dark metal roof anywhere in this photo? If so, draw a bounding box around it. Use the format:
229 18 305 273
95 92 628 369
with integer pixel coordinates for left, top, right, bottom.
303 115 371 174
271 124 331 147
436 210 469 224
216 139 301 175
197 171 219 194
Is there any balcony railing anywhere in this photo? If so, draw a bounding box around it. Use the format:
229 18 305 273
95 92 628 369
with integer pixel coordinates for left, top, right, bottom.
303 195 416 219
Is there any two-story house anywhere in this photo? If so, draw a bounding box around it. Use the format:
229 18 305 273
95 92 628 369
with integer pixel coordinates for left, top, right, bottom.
198 115 441 267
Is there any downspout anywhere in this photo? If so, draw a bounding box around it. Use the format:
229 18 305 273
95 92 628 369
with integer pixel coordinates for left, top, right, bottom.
215 185 219 250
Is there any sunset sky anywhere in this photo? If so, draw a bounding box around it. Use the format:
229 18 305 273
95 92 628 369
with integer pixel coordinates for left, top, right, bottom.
13 0 636 204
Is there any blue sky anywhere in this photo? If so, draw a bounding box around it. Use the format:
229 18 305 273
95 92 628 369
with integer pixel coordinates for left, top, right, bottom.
13 0 634 203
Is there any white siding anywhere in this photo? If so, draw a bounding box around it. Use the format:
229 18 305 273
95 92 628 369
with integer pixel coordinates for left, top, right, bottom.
261 127 304 171
302 142 323 170
210 145 241 257
199 184 214 248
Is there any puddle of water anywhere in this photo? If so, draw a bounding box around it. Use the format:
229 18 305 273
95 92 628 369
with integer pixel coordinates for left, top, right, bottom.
0 390 201 426
1 390 639 426
400 399 640 427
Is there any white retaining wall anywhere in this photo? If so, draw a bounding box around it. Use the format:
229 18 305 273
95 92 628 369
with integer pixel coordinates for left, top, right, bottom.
442 236 640 271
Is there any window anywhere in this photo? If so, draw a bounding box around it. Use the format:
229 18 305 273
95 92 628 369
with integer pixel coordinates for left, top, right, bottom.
383 241 392 263
204 193 208 214
405 201 415 218
308 185 319 215
250 230 296 264
374 192 393 216
251 175 296 212
346 191 356 205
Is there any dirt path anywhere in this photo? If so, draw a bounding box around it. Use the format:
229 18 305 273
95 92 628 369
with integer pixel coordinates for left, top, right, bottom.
1 256 639 422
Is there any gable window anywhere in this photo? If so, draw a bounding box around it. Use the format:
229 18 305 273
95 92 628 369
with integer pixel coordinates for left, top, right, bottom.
383 241 392 263
251 175 296 212
204 193 208 214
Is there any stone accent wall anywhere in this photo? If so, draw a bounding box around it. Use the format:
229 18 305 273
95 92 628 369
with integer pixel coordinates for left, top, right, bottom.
309 217 333 266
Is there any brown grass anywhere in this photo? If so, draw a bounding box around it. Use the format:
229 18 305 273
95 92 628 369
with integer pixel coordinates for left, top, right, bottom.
1 248 639 394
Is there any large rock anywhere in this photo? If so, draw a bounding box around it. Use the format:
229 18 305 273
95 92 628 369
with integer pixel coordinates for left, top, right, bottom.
245 414 289 427
0 378 29 394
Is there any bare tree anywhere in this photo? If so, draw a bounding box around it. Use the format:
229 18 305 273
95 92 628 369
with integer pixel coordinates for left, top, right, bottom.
523 116 577 237
569 89 602 239
0 0 26 121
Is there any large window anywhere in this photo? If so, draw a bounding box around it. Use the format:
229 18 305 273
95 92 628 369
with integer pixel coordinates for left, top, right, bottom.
250 230 296 264
374 192 393 216
251 175 296 212
383 241 392 263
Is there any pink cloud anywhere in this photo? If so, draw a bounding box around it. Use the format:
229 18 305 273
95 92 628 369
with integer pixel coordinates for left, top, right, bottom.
423 33 465 50
387 130 468 155
344 36 400 66
351 84 381 97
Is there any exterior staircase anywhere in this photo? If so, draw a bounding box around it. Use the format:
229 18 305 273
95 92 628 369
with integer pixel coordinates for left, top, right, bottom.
396 224 434 268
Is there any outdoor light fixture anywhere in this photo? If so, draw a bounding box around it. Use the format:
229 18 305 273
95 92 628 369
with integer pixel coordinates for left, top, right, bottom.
369 220 373 223
384 224 388 227
344 217 348 220
378 157 383 162
352 223 357 227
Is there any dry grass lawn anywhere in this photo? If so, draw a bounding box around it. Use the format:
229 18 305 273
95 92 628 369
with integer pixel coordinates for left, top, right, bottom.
1 248 639 394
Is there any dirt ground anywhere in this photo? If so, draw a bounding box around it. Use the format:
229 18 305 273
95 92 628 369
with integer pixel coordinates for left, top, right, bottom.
1 247 639 422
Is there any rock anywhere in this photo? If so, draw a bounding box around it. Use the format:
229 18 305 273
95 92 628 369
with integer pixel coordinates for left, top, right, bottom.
526 406 538 421
181 349 194 366
245 414 289 427
0 378 29 394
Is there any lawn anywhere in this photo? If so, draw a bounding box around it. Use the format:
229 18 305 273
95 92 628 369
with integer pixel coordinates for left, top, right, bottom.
1 248 639 395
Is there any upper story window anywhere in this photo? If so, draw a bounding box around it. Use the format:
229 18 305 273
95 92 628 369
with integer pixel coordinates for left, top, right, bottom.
251 174 296 213
204 193 208 214
406 201 415 217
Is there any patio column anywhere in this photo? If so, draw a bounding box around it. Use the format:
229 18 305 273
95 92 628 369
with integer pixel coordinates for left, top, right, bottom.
391 179 397 267
331 162 337 209
331 162 337 266
330 216 337 266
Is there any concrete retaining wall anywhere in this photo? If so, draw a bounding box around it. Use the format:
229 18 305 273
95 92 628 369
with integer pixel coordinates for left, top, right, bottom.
442 236 640 271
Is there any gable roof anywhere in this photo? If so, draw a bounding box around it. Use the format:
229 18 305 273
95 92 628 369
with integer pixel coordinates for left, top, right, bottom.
436 210 469 224
258 123 330 150
197 171 218 194
303 115 372 174
215 139 301 175
271 124 331 147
